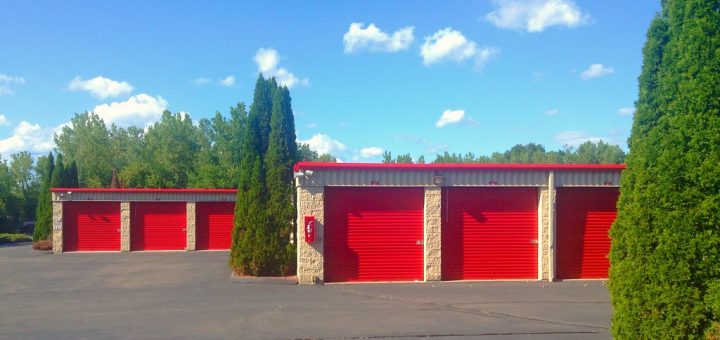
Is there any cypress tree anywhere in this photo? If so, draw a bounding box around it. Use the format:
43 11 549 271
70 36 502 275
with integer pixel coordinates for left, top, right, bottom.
32 152 54 242
610 1 720 338
51 154 67 188
231 75 276 275
67 161 79 188
265 86 298 274
251 74 273 158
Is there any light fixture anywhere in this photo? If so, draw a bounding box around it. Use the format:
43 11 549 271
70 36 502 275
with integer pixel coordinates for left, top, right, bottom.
433 173 444 185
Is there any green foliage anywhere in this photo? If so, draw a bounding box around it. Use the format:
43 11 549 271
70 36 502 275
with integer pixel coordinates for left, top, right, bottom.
610 1 720 338
382 151 417 164
33 152 54 242
297 144 337 162
231 76 298 276
0 233 32 243
55 112 113 187
265 86 298 274
428 141 625 164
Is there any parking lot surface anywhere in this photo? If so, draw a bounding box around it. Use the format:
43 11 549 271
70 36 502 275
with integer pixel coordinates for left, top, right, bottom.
0 244 611 339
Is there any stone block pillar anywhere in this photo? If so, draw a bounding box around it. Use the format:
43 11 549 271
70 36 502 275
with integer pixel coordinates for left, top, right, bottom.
424 187 442 281
296 186 324 285
52 202 63 254
186 202 196 251
120 202 131 252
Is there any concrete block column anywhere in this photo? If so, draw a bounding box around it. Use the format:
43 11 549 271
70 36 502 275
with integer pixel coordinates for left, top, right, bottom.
539 188 550 280
296 186 324 285
120 202 131 252
186 202 196 251
52 202 63 254
424 187 442 281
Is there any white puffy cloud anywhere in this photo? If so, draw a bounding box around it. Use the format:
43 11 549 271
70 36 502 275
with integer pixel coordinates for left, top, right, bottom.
618 107 634 116
343 23 414 53
545 109 559 116
219 75 235 87
580 63 614 80
0 114 8 126
555 130 604 146
68 76 134 99
298 134 346 155
485 0 589 33
360 147 384 158
0 121 57 156
92 93 168 128
254 48 309 88
436 109 466 127
421 28 498 70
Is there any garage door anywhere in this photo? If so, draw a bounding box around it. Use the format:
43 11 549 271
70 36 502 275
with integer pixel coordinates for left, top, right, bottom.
324 187 424 283
63 201 121 251
196 202 234 250
131 202 187 251
556 187 619 279
442 187 538 280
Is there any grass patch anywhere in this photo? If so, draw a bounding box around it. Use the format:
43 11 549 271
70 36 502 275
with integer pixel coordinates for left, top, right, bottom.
0 233 32 244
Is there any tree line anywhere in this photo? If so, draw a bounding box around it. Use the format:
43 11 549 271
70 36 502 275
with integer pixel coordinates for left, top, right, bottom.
381 141 626 164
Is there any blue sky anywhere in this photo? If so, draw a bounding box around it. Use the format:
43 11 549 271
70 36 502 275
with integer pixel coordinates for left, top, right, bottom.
0 0 660 161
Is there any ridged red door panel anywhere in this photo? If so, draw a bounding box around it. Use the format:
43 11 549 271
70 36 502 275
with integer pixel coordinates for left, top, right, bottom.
556 187 619 279
196 202 234 250
131 202 186 251
324 187 424 283
63 202 121 251
442 187 538 280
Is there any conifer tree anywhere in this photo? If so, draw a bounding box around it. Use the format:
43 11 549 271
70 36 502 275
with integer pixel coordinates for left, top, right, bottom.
231 75 277 275
67 161 79 188
51 154 67 188
265 86 298 274
610 1 720 337
32 152 54 242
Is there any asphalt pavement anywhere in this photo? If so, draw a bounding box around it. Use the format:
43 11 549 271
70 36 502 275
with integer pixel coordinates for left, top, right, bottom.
0 243 611 339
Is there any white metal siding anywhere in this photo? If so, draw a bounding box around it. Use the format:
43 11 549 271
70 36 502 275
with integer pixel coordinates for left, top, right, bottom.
53 192 236 202
298 169 620 187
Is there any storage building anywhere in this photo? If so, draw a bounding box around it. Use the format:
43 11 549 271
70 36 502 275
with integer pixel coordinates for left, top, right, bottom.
51 188 236 253
294 162 623 284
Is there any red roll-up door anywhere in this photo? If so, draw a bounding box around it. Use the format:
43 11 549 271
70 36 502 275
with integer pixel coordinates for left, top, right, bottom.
63 201 121 251
324 187 424 283
442 187 538 280
196 202 234 250
131 202 187 251
556 187 619 279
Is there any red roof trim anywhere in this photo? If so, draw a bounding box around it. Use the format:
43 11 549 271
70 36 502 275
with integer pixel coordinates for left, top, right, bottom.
294 162 625 172
51 188 237 194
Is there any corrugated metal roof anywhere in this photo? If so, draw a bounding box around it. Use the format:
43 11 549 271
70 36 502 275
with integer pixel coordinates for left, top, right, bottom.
297 168 621 187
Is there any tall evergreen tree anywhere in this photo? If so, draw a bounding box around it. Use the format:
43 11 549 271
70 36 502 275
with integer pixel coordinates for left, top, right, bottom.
610 1 720 338
67 161 79 188
250 75 273 158
231 76 275 275
51 154 67 188
265 86 298 274
33 152 54 242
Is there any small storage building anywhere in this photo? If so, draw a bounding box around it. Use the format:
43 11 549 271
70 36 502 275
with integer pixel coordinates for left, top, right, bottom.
294 162 624 284
51 188 236 253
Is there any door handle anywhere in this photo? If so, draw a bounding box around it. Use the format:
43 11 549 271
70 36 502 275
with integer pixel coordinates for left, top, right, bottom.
416 240 424 245
530 240 539 244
